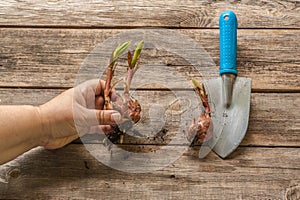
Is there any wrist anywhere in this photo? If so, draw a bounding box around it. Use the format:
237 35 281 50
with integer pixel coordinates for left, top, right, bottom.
35 105 52 147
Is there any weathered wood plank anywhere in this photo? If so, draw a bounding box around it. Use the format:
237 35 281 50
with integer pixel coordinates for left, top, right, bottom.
0 28 299 91
0 0 299 28
0 88 299 147
0 145 299 199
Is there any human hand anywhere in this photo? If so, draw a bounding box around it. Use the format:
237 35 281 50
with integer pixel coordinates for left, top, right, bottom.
38 79 121 149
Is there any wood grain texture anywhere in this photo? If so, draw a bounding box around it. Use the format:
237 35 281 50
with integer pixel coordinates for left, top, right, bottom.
0 1 299 198
0 89 299 147
0 0 299 28
0 144 299 199
0 28 299 91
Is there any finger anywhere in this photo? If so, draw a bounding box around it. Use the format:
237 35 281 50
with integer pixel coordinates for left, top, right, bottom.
86 86 96 109
95 96 104 110
101 125 113 133
95 79 106 96
81 79 118 102
87 125 113 134
81 108 121 126
74 79 99 107
94 79 118 101
110 88 118 102
78 79 105 96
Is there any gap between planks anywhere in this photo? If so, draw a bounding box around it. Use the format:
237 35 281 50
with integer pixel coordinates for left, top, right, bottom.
71 140 300 148
1 25 300 30
0 86 299 93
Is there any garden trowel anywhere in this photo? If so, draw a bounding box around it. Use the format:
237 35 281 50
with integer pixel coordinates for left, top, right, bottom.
199 10 251 159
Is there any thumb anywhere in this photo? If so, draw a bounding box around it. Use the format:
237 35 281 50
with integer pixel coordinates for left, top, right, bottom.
95 110 121 125
73 105 122 128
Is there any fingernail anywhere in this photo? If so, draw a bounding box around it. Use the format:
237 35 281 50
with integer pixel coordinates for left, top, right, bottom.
111 112 121 123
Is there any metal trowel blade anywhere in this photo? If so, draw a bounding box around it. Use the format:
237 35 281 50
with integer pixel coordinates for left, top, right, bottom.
212 77 251 158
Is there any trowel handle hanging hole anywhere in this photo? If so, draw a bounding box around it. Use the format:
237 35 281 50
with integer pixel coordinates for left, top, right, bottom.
224 15 229 21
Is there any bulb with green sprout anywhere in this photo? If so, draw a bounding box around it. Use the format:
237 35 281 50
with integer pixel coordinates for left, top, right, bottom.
101 41 144 145
187 79 213 145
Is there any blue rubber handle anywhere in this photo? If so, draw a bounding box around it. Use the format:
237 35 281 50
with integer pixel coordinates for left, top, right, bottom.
219 10 238 76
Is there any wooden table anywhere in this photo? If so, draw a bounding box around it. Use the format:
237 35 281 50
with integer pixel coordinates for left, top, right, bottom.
0 1 299 199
